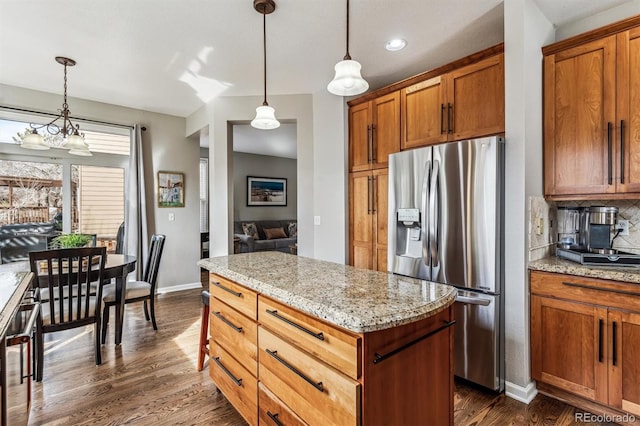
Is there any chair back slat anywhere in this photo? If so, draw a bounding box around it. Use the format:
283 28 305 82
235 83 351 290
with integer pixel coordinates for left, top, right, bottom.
29 247 107 331
143 234 166 293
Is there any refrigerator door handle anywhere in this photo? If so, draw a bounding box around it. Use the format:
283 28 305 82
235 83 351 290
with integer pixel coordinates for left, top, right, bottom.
422 160 431 264
429 160 440 262
455 295 491 306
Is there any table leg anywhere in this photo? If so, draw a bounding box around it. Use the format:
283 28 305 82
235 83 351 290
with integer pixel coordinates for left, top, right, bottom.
115 274 127 345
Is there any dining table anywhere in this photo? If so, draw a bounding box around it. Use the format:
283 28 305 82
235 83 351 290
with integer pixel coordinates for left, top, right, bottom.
0 254 136 345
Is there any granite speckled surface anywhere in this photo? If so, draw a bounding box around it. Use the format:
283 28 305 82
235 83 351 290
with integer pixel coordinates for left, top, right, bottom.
529 256 640 284
198 252 457 333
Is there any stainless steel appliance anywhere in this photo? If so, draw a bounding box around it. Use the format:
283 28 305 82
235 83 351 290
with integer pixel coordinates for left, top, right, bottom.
556 247 640 266
388 136 504 391
556 206 580 248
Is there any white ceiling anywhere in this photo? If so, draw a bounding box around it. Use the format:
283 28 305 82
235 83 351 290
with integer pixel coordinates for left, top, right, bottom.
0 0 634 158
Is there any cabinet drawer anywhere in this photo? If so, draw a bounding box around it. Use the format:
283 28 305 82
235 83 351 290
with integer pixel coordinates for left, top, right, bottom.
209 341 258 425
530 271 640 313
210 297 258 377
258 383 307 426
258 327 361 426
258 297 361 379
210 273 258 320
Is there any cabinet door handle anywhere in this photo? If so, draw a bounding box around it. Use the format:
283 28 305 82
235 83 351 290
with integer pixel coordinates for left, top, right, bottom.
598 318 604 363
607 122 613 185
373 320 456 364
213 356 243 386
212 311 243 333
562 281 640 297
620 120 625 184
367 125 372 163
267 411 283 426
371 125 377 162
266 349 324 392
372 176 377 214
440 104 445 134
612 321 617 366
367 176 372 214
212 281 242 298
447 103 453 134
265 309 325 341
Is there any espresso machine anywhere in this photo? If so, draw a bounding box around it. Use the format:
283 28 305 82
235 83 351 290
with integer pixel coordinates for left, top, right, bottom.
584 206 619 254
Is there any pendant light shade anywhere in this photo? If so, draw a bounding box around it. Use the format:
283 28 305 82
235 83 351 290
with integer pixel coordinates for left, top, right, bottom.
64 133 92 155
252 0 280 130
328 0 368 96
21 130 50 150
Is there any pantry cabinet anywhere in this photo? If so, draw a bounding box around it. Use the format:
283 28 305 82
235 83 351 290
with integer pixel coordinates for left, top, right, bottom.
530 270 640 416
543 18 640 199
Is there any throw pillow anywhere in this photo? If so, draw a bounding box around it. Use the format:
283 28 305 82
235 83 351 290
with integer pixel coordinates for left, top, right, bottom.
242 222 259 239
264 227 287 240
288 222 297 238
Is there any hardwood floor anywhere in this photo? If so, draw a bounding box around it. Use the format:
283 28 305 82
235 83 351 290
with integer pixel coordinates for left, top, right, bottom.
18 288 628 425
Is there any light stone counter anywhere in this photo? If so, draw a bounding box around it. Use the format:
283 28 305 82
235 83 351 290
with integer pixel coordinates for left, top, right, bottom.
529 256 640 284
198 252 457 333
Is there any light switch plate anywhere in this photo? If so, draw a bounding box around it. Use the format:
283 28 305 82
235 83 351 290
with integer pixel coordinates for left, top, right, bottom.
168 213 175 221
314 216 321 226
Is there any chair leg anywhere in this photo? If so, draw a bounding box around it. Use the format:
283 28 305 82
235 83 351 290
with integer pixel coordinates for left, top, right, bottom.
197 302 210 371
150 297 157 331
143 300 150 321
95 320 102 365
101 305 110 345
35 320 43 382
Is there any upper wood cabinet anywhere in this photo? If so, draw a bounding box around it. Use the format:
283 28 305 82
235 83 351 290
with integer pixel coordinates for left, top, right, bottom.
349 92 400 172
401 53 504 150
543 18 640 199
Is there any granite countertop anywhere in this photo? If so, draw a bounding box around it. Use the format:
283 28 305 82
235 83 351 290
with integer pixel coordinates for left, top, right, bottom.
529 256 640 284
198 252 457 334
0 271 34 339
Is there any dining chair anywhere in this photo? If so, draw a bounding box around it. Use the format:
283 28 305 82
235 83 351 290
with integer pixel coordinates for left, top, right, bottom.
101 234 166 343
115 222 125 254
196 290 210 371
28 246 107 382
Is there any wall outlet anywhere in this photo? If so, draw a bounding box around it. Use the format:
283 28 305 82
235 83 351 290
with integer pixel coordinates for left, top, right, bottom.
314 216 321 226
616 219 629 236
535 217 544 235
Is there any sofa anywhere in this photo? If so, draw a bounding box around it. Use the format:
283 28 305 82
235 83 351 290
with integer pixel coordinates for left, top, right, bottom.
233 220 297 254
0 221 60 264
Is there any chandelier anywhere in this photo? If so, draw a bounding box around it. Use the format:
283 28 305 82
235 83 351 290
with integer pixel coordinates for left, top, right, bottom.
251 0 280 130
328 0 369 96
21 56 92 156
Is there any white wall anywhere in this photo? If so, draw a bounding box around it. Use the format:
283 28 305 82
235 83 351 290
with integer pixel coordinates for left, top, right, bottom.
0 84 201 291
556 0 640 40
503 0 554 401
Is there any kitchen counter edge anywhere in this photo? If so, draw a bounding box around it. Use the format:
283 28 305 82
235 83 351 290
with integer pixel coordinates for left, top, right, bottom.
528 256 640 284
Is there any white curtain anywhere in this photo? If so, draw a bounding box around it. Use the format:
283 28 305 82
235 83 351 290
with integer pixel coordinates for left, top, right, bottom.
125 124 148 280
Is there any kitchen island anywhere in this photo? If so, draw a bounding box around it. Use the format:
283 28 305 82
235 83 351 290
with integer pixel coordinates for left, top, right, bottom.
198 251 457 426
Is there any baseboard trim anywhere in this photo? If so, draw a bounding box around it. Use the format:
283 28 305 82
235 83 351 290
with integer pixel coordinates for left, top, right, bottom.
157 282 202 294
505 380 538 404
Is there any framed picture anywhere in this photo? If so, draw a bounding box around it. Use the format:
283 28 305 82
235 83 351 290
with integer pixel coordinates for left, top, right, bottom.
247 176 287 206
158 171 185 207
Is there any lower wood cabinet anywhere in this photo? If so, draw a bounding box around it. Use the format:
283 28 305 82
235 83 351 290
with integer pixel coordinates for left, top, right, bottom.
530 270 640 416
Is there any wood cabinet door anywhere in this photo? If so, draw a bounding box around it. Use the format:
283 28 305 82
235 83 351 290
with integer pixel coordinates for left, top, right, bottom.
401 76 448 149
608 309 640 416
349 102 372 172
349 171 373 269
543 36 617 197
373 168 388 272
371 92 400 169
447 53 504 141
616 27 640 193
531 295 608 403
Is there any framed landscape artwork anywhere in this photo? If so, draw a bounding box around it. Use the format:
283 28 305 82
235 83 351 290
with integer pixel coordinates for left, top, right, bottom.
247 176 287 206
158 171 185 207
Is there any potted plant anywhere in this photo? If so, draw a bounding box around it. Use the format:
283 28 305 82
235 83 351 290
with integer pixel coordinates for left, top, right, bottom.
50 233 93 249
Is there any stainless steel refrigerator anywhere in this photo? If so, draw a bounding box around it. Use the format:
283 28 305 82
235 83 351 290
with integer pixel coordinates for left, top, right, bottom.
388 136 504 392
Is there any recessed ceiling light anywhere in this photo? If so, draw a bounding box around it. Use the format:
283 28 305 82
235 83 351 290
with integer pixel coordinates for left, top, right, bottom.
385 38 407 51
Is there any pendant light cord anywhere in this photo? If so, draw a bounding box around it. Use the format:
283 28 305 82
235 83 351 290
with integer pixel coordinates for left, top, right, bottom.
344 0 351 60
262 12 268 106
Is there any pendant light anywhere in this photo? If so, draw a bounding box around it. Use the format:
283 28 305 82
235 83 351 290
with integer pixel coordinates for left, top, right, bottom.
328 0 369 96
251 0 280 130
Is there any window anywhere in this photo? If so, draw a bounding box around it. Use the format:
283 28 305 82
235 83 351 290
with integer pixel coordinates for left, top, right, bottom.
199 158 209 233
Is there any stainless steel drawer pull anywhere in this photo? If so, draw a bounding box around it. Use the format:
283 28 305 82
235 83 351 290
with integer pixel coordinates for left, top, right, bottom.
562 281 640 297
373 320 456 364
213 356 242 386
212 281 242 298
267 411 283 426
265 309 325 341
265 349 324 392
213 311 243 333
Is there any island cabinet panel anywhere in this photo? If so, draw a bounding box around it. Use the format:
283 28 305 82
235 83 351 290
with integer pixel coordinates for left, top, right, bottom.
210 341 258 426
360 306 454 426
530 270 640 417
258 327 361 426
258 297 361 380
210 273 258 320
210 297 258 378
258 383 306 426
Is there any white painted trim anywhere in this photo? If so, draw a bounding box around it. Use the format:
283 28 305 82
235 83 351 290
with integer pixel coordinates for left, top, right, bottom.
157 282 202 294
505 380 538 404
